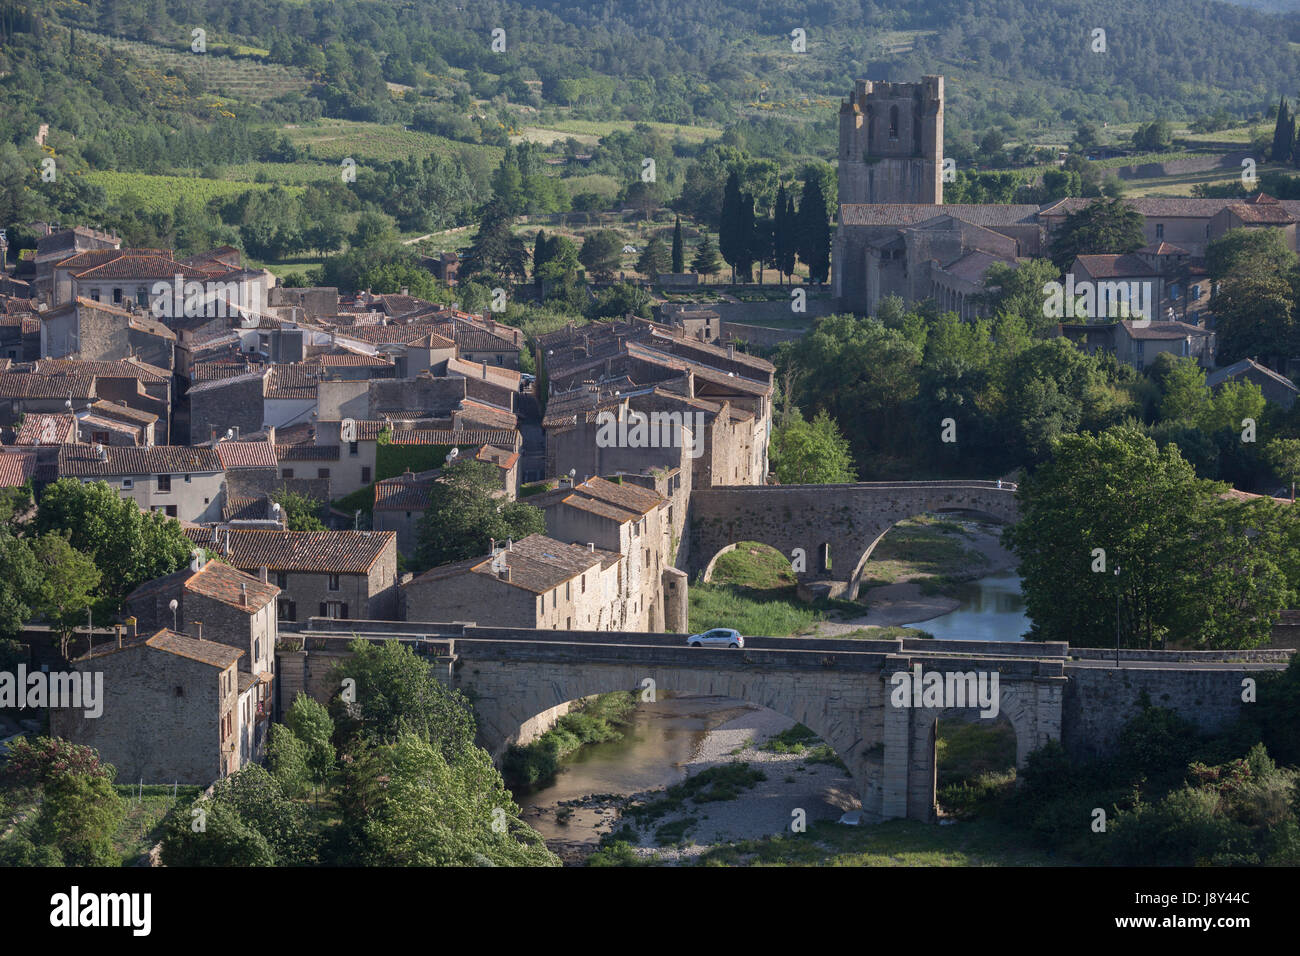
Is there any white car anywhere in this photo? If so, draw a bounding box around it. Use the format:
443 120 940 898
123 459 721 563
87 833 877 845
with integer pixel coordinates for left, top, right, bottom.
687 628 744 648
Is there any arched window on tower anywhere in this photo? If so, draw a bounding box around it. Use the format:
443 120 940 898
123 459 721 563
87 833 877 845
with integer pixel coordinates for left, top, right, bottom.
889 105 900 139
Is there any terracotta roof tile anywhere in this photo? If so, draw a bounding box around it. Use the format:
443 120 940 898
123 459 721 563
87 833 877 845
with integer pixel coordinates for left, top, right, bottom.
183 527 395 574
58 444 221 477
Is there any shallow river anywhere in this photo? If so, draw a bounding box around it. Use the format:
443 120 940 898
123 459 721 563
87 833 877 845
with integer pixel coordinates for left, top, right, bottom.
905 570 1031 641
513 695 756 857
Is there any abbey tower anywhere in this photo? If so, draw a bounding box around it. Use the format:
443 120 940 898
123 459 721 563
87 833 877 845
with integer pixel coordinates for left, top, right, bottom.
837 75 944 205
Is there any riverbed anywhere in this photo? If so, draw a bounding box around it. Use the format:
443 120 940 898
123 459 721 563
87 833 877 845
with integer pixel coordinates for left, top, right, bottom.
514 694 856 865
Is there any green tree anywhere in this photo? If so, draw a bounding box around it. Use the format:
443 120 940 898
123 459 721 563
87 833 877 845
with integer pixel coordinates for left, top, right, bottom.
330 639 477 755
0 531 40 640
338 732 558 866
976 259 1061 336
1266 438 1300 500
209 765 315 864
270 489 326 531
415 460 545 569
1005 425 1287 650
578 229 624 282
718 170 745 283
285 692 335 799
266 723 312 799
35 479 191 601
671 217 684 273
691 232 722 280
1049 197 1147 270
32 772 124 866
29 534 100 659
636 235 668 278
462 200 529 281
1132 119 1174 151
1157 357 1212 423
160 799 276 867
770 410 857 484
796 176 831 285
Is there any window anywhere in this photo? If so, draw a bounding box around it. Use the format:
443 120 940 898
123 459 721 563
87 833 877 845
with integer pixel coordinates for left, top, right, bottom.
495 354 503 365
1134 340 1145 357
112 288 123 304
157 474 171 493
254 638 260 661
566 581 571 600
175 685 183 697
889 104 900 138
184 474 191 483
121 478 133 489
1192 285 1202 301
278 599 296 622
321 601 347 619
405 511 411 519
327 574 340 591
552 590 556 609
349 441 359 457
275 571 287 589
136 287 148 307
92 431 109 444
1156 224 1164 239
318 468 330 479
282 468 294 479
581 574 586 594
361 466 371 484
165 505 177 518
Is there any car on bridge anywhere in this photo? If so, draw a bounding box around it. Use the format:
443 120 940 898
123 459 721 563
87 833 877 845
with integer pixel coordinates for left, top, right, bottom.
687 628 744 648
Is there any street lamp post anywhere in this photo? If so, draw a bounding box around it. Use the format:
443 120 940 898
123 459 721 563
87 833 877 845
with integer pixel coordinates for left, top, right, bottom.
1114 565 1121 667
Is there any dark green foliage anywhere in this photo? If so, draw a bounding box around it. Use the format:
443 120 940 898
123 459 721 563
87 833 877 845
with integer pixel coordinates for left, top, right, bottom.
414 459 545 570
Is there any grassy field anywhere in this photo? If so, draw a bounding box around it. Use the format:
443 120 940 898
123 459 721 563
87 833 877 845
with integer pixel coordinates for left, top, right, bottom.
285 119 505 165
522 118 723 144
81 170 302 213
691 815 1058 866
857 515 987 591
689 542 860 636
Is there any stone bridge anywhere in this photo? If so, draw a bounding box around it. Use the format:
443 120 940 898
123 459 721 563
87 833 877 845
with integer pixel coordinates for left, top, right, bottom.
280 620 1290 823
687 481 1021 599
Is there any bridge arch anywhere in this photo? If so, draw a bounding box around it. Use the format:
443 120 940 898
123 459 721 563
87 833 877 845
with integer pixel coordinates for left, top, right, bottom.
688 482 1019 602
460 660 879 814
847 506 1014 601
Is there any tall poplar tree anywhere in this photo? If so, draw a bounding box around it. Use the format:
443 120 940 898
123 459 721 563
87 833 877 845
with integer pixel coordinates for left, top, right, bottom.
719 171 744 284
671 217 684 274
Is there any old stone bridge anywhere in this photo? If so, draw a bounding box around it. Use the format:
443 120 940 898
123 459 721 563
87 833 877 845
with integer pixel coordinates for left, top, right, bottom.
279 620 1290 823
686 480 1020 599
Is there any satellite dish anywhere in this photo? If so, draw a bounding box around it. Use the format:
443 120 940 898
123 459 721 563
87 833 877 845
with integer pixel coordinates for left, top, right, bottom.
168 599 178 611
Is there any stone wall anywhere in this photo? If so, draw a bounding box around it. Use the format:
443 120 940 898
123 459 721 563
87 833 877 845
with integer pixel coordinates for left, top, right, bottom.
1061 664 1258 759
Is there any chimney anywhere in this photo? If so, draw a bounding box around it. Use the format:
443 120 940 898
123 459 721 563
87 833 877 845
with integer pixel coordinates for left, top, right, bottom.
481 362 487 379
587 542 594 551
210 428 217 443
224 529 231 556
258 566 269 584
196 622 203 641
127 617 137 640
401 287 409 297
240 583 247 607
507 538 513 550
115 625 123 649
727 343 735 360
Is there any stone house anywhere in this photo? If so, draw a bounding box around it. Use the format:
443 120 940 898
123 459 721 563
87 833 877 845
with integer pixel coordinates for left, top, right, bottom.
32 227 122 303
403 534 622 630
57 443 225 522
527 476 675 631
39 298 176 370
123 558 279 762
373 469 436 559
50 628 246 784
1206 358 1299 409
32 358 173 442
188 369 269 446
1115 320 1216 371
183 527 399 623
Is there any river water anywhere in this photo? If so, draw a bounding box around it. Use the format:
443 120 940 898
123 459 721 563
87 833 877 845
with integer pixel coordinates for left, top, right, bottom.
907 570 1031 641
513 695 764 860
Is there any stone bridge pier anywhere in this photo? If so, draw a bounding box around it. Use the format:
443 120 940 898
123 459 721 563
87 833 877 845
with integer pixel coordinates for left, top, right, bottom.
687 481 1020 600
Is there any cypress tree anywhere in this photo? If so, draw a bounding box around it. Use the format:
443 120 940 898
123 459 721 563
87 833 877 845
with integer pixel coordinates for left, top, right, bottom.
1273 98 1293 163
738 192 756 283
773 183 790 285
532 229 548 287
797 178 831 286
781 190 797 281
671 216 684 274
719 170 744 284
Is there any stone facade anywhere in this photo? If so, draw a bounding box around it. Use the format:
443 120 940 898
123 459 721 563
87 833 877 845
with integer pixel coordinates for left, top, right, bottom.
51 630 242 785
838 76 943 207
